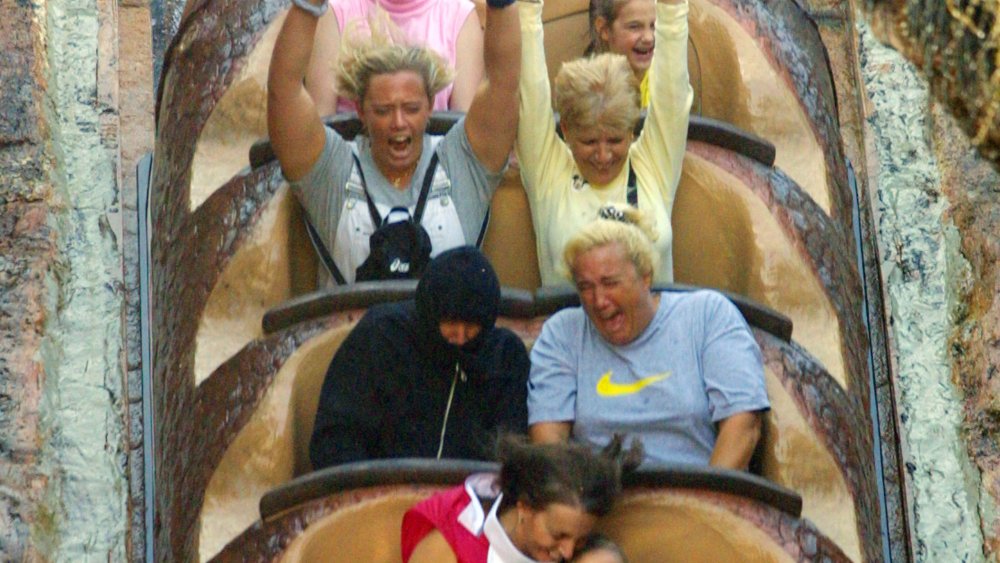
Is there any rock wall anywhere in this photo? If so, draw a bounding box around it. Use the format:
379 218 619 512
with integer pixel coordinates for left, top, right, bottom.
859 5 1000 560
0 3 58 558
860 19 984 560
0 0 150 557
868 0 999 164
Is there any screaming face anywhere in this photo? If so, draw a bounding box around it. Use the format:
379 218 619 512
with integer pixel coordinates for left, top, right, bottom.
359 70 432 185
572 242 658 346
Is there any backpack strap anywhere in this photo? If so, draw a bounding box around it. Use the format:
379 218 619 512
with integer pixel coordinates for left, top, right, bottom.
412 152 440 223
626 164 638 207
308 153 375 287
356 151 439 225
475 207 491 248
318 152 443 286
353 153 383 228
410 152 488 248
411 150 488 248
304 217 348 286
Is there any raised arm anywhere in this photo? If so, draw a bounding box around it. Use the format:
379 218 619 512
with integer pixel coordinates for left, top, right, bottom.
304 11 343 118
449 12 486 111
514 0 561 194
463 0 521 172
631 0 692 203
267 1 330 181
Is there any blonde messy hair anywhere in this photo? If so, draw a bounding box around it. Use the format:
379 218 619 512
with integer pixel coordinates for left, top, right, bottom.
563 204 659 280
554 53 641 134
336 10 455 105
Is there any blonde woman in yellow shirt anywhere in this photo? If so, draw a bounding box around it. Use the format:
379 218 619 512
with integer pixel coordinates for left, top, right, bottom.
516 0 692 286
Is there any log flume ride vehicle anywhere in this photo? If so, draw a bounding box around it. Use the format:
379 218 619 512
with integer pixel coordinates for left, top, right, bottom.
150 0 883 560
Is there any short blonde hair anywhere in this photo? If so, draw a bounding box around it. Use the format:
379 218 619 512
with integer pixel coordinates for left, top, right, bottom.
554 53 640 134
336 12 454 105
563 204 659 280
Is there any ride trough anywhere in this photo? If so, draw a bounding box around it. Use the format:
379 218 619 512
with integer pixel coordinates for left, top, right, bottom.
149 0 882 560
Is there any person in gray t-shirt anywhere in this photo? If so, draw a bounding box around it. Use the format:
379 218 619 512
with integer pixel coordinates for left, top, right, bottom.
528 205 770 468
266 0 521 284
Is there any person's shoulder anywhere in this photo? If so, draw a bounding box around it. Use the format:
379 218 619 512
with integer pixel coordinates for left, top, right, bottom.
661 289 749 333
358 300 418 329
435 121 498 179
549 305 587 326
547 305 586 325
660 288 729 308
480 327 529 364
538 306 587 341
437 118 468 148
487 325 524 344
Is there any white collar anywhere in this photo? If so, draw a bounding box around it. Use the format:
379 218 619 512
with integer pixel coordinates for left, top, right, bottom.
457 474 498 535
483 494 539 563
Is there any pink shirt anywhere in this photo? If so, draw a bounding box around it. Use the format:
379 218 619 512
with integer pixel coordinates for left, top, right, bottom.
331 0 476 112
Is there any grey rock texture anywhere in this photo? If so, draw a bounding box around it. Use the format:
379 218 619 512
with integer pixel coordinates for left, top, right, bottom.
860 9 1000 561
1 0 134 558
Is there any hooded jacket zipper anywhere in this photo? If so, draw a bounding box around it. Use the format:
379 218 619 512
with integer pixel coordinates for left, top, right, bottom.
437 362 465 458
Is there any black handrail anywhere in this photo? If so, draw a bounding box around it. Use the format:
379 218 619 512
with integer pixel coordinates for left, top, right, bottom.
260 458 494 520
687 116 775 166
261 282 792 341
248 113 775 171
259 458 802 521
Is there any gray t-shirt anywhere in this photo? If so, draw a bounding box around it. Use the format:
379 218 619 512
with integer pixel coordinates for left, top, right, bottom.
528 289 770 466
290 119 502 284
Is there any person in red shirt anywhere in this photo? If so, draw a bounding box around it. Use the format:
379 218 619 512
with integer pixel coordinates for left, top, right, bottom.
401 436 641 563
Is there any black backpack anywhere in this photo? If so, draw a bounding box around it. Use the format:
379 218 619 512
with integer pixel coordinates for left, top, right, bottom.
305 151 492 285
310 153 434 284
351 152 437 282
354 202 434 281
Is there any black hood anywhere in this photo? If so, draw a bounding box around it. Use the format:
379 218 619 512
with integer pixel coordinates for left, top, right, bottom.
415 246 501 358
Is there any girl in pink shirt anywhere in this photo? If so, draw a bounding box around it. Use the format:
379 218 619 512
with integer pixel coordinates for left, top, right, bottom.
306 0 484 115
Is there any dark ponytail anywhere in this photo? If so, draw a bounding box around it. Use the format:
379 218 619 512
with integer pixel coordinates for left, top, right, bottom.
496 434 643 516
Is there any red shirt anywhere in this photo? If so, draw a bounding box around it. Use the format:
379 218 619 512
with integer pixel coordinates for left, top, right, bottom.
402 484 490 563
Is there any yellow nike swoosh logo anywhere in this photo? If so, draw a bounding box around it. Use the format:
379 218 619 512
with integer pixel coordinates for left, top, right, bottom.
596 371 670 397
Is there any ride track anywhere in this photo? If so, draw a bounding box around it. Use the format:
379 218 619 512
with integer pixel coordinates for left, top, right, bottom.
148 0 890 560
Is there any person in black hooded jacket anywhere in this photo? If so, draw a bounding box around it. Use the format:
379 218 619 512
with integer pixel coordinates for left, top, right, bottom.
309 247 530 470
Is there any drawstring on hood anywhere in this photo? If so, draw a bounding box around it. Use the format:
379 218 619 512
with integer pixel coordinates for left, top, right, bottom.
416 247 502 459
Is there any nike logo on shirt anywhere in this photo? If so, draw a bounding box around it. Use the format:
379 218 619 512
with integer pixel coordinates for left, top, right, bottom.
595 371 671 397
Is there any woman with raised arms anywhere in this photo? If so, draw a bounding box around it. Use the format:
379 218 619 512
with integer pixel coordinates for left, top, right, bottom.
268 0 519 284
516 0 691 286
